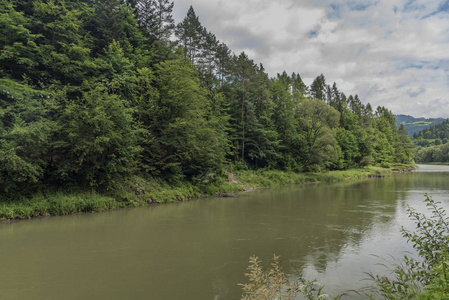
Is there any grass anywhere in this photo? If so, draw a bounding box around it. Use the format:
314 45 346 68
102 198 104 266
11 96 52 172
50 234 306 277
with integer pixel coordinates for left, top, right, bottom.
0 165 412 222
416 162 449 165
0 192 119 220
235 166 394 188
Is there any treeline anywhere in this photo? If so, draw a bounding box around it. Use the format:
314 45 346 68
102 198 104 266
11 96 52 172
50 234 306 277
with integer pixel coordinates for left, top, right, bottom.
395 114 445 137
413 119 449 145
0 0 413 197
413 120 449 162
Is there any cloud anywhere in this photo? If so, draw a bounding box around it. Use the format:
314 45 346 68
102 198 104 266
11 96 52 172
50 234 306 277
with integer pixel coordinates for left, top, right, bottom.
172 0 449 118
407 86 426 97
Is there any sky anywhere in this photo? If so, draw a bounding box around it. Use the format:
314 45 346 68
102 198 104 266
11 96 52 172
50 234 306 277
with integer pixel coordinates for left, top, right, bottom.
171 0 449 118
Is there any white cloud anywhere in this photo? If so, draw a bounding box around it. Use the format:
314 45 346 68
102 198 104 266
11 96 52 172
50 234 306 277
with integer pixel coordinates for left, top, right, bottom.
172 0 449 118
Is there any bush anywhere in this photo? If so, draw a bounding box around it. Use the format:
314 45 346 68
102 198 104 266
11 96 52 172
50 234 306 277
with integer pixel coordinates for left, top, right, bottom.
366 195 449 299
360 156 374 166
380 162 391 168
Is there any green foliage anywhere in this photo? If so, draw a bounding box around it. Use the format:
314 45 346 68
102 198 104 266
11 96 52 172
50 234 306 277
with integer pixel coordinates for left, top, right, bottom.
0 0 413 215
46 192 118 215
411 119 449 163
0 80 52 196
366 196 449 299
395 114 445 137
0 191 118 220
413 119 449 141
0 0 40 79
309 74 326 101
175 5 204 62
54 85 140 187
135 0 174 60
149 57 227 180
415 143 449 163
296 98 340 171
88 0 136 54
233 167 388 189
395 123 414 164
32 0 94 85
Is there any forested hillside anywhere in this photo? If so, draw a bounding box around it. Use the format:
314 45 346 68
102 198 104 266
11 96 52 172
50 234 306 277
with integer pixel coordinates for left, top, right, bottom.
413 119 449 162
395 114 445 137
0 0 413 199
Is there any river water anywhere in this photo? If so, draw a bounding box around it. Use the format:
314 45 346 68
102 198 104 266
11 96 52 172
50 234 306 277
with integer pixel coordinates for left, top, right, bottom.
1 165 449 299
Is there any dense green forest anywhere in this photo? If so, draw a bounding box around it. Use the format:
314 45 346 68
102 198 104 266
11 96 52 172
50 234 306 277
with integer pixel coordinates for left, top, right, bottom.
395 114 445 137
0 0 413 200
412 119 449 162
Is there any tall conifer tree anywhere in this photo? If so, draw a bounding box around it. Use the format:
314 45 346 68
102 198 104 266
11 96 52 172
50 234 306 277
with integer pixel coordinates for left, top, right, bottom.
175 6 203 63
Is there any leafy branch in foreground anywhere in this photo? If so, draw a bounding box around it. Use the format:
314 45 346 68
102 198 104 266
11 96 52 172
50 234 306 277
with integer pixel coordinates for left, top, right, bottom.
364 195 449 299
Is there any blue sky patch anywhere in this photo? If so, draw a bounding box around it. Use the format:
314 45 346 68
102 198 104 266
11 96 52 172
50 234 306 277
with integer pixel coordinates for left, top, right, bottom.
347 0 379 12
439 0 449 12
308 30 319 38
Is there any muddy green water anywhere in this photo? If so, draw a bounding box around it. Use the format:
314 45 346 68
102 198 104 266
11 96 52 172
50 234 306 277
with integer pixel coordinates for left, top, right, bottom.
1 165 449 299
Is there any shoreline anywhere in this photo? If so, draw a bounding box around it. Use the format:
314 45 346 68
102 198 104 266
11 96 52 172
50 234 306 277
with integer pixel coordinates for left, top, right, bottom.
0 165 414 223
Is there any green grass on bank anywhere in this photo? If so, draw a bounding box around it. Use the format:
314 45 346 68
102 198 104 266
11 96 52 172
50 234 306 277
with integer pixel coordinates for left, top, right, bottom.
0 165 411 221
235 166 395 188
415 161 449 165
0 192 119 220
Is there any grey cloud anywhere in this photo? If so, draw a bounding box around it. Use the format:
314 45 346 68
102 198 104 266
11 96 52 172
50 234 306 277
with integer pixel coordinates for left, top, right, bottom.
326 0 380 19
347 1 380 11
403 0 427 12
419 98 449 117
407 86 426 97
172 0 449 117
221 27 270 56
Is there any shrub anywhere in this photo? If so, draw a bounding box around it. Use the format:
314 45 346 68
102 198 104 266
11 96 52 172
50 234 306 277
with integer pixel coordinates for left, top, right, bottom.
366 195 449 299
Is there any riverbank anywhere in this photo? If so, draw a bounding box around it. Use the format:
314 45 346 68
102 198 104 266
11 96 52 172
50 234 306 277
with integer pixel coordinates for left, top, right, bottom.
0 165 413 221
415 161 449 165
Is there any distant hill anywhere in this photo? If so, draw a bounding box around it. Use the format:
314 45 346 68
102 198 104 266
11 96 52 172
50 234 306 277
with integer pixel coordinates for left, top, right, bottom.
413 119 449 162
395 114 446 136
413 119 449 144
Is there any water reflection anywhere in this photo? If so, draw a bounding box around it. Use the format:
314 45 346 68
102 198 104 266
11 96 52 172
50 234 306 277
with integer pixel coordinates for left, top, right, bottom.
1 167 449 299
416 164 449 172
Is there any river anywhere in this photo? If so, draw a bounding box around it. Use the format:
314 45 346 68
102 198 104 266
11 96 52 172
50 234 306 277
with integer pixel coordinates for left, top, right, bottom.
1 165 449 299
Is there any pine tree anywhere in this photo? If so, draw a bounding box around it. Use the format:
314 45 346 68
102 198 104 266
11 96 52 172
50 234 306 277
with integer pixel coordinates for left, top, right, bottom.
135 0 174 48
134 0 155 33
153 57 226 179
349 94 363 117
231 52 256 161
291 72 307 102
90 0 126 52
152 0 174 42
198 29 220 90
271 74 298 170
87 0 141 55
175 5 203 63
215 42 231 91
309 74 326 101
395 123 413 164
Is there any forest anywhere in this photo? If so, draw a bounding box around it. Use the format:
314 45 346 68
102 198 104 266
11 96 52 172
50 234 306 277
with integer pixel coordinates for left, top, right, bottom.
394 114 445 137
413 119 449 163
0 0 413 202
